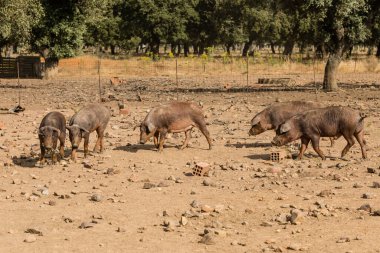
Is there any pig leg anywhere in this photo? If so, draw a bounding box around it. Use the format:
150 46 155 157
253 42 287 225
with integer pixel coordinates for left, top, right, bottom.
354 130 367 159
59 133 65 159
341 134 355 158
71 149 77 162
311 137 326 160
158 130 168 152
84 133 90 158
197 124 212 150
52 139 58 164
94 128 105 153
39 145 46 165
297 137 310 160
153 131 160 148
180 129 191 150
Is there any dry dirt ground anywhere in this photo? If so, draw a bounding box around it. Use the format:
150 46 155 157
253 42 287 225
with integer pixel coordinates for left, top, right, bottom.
0 78 380 253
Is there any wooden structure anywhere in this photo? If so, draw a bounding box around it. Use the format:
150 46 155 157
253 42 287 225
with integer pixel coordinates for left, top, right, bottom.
0 56 44 78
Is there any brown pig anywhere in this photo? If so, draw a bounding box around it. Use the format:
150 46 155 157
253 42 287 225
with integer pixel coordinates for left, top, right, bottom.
66 103 110 161
271 106 367 160
38 112 66 164
139 102 212 152
249 101 335 146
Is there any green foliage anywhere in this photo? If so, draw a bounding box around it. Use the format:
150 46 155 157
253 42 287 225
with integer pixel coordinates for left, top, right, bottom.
0 0 43 48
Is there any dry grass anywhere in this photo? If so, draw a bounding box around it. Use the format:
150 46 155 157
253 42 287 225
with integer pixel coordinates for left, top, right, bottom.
57 55 380 79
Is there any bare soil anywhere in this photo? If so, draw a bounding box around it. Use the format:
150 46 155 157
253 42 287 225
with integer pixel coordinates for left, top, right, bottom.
0 77 380 253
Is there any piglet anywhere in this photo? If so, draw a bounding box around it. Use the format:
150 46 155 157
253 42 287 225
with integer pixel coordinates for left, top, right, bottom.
38 111 66 164
66 103 110 161
272 106 367 160
139 102 212 152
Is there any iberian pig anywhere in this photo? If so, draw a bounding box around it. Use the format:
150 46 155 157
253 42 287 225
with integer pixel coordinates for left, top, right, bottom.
272 106 367 160
139 102 212 152
66 103 110 161
249 101 335 146
38 112 66 164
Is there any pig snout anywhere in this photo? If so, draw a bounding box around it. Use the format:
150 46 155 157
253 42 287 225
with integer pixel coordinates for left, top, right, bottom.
72 144 79 149
271 136 283 146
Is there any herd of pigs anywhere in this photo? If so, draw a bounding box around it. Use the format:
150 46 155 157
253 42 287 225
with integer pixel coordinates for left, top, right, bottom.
38 100 367 164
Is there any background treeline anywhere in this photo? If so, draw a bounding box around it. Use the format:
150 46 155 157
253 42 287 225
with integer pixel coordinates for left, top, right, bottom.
0 0 379 90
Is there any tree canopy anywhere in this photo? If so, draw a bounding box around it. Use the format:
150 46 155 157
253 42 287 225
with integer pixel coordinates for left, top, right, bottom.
0 0 379 90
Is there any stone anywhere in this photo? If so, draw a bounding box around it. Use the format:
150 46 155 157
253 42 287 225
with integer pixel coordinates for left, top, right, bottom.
317 190 333 197
119 109 129 115
24 235 37 243
90 194 103 202
336 237 350 243
117 227 126 232
358 204 372 212
373 210 380 216
290 209 305 225
203 178 212 186
143 183 156 189
362 193 374 199
199 234 215 245
367 167 377 174
287 243 301 250
201 205 214 213
79 222 94 229
180 216 188 226
260 221 274 227
190 200 200 208
214 230 227 237
373 182 380 188
12 178 21 185
214 204 225 213
25 228 43 236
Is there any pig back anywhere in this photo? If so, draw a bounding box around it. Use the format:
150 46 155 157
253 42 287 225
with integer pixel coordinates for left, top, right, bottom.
40 111 66 132
269 101 323 129
70 104 110 132
148 102 204 128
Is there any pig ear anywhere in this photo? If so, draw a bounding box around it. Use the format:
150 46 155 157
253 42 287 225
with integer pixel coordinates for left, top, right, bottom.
51 127 61 136
251 115 261 126
80 127 89 133
39 126 46 135
147 122 155 132
280 122 291 134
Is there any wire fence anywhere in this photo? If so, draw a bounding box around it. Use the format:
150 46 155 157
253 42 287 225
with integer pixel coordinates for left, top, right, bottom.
0 54 379 109
56 55 380 92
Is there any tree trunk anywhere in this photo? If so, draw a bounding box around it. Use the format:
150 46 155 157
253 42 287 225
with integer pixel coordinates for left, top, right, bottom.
177 44 181 56
323 53 341 91
193 44 198 55
270 42 276 54
242 41 252 57
226 45 231 55
184 43 189 57
110 45 116 55
43 56 59 79
376 42 380 58
199 44 205 55
171 44 176 54
283 39 294 57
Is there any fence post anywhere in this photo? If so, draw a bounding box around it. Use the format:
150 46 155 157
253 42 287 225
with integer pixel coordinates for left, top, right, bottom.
246 56 249 88
176 58 179 100
17 59 21 106
98 57 102 103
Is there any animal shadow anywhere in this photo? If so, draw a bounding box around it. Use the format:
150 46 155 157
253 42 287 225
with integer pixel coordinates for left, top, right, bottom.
244 154 271 160
225 142 272 148
114 144 157 153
